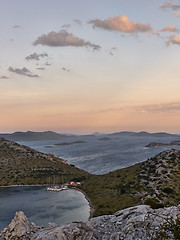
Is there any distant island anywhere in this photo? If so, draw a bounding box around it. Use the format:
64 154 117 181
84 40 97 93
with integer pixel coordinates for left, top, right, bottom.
54 140 86 146
109 131 179 138
0 131 70 141
98 137 111 141
146 141 180 148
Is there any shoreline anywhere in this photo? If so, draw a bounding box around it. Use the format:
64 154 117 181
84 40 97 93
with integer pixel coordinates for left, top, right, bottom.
0 184 95 219
70 186 95 219
0 184 47 188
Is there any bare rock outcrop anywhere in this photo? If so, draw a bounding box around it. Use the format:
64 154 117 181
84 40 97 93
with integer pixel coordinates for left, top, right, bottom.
0 211 41 240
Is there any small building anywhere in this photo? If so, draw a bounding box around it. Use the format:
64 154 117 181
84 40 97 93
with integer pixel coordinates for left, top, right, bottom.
68 181 81 187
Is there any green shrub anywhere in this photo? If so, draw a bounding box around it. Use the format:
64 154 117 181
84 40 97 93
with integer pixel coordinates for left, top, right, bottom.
151 217 180 240
144 198 164 209
163 187 174 194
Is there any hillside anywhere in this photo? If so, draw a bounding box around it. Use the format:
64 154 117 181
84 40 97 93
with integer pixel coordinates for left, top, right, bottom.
0 138 179 218
0 138 89 186
80 149 180 216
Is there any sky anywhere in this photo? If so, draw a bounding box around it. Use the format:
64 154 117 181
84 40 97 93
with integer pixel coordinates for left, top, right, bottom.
1 0 180 134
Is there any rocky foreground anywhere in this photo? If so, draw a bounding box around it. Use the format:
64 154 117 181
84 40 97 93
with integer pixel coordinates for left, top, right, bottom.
1 204 179 240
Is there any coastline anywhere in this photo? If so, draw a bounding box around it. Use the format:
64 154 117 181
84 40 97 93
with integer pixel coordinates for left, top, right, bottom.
0 184 95 219
70 186 95 219
0 184 47 188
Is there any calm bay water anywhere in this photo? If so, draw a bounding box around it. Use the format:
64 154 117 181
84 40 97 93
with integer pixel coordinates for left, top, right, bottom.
0 186 90 231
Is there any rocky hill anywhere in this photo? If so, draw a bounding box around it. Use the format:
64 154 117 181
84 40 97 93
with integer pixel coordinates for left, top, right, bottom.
80 149 180 216
1 204 179 239
0 138 89 186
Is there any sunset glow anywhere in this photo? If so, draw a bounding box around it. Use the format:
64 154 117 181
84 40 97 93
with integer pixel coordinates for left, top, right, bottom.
1 0 180 133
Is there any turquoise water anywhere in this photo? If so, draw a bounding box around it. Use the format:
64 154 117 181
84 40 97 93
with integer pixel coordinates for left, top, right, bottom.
0 186 90 231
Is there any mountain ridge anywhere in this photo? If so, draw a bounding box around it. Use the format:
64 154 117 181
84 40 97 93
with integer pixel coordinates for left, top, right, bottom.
0 130 179 141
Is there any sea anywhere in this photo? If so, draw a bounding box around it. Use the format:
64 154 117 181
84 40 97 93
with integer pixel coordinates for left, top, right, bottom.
1 133 180 231
17 134 180 174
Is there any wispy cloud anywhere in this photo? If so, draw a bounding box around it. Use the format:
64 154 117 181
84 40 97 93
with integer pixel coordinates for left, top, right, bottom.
0 75 8 79
99 102 180 114
25 52 48 61
8 67 39 77
62 24 71 29
73 19 82 25
173 11 180 17
167 33 180 45
88 14 153 34
109 47 118 56
33 29 101 50
62 67 70 72
45 62 51 66
159 1 180 10
13 25 22 29
37 67 45 70
133 102 180 113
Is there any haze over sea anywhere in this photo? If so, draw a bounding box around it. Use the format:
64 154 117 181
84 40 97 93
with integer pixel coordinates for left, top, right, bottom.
17 133 180 175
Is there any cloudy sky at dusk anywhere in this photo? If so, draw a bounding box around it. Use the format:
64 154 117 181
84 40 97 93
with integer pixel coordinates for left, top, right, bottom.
1 0 180 133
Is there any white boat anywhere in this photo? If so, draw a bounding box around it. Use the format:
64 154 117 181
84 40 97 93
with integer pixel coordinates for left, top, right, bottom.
46 185 68 192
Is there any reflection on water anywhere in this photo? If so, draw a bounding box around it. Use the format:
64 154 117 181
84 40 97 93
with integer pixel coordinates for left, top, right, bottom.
0 186 90 231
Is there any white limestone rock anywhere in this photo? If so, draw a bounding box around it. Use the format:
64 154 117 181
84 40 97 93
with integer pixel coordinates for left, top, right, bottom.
0 211 39 240
1 204 179 240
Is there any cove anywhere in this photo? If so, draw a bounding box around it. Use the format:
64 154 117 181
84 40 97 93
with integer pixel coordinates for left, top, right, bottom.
0 186 90 231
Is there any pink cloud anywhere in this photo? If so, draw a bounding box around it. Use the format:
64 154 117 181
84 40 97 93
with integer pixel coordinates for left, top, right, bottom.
173 11 180 17
98 102 180 114
160 25 176 32
88 14 153 33
167 34 180 45
159 1 180 10
33 30 101 50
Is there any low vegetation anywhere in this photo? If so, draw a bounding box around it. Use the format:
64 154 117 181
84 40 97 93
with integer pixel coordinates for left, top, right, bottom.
0 138 89 186
80 149 180 216
148 215 180 240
